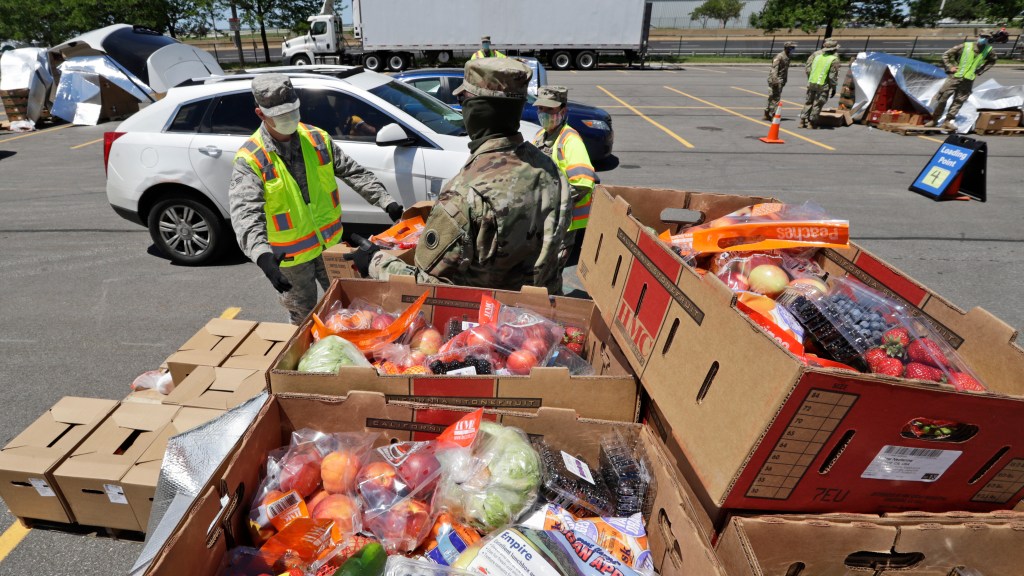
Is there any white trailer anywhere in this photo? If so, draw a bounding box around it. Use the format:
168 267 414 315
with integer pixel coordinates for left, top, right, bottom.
282 0 652 71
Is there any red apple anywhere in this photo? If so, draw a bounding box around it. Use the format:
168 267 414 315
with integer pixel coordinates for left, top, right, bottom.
747 265 790 298
397 450 440 494
372 313 396 331
412 328 443 355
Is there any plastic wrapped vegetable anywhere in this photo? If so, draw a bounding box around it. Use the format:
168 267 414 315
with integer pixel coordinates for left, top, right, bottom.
452 527 645 576
434 421 541 532
298 336 373 374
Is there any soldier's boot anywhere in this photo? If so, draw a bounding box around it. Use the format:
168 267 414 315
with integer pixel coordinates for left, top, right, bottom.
942 120 957 131
923 120 937 127
764 109 772 120
798 118 808 128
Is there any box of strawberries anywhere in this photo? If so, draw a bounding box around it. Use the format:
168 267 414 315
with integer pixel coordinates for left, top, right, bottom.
268 277 641 425
579 185 1024 519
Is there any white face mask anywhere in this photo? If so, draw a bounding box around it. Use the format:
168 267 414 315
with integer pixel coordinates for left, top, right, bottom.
268 109 300 135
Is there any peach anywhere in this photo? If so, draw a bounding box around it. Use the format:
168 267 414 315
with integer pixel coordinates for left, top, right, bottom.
321 450 361 494
280 454 321 498
312 494 360 535
307 489 329 512
261 489 286 508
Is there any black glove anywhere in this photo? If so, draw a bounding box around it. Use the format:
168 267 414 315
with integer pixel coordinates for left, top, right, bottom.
385 202 404 222
830 87 836 98
343 234 381 277
256 252 292 293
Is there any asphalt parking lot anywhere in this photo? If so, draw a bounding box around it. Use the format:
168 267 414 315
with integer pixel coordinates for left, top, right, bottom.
1 64 1023 575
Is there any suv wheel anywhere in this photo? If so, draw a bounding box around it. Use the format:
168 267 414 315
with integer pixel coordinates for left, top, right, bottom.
148 197 226 265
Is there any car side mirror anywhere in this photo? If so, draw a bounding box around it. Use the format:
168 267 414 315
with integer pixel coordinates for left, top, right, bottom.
376 123 416 147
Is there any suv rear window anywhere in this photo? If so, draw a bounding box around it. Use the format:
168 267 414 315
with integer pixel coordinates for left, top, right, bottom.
167 100 209 133
209 92 260 135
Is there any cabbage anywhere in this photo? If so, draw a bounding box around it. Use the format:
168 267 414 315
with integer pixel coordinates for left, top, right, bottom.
297 335 371 373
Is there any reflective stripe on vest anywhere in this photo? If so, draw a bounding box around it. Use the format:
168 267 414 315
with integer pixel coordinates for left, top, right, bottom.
809 53 836 86
471 49 506 59
234 125 341 267
955 42 991 81
552 126 595 231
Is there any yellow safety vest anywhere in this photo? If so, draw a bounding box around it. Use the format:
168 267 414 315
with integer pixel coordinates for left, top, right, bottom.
236 123 342 267
954 42 991 81
809 53 837 86
471 49 507 60
534 125 595 231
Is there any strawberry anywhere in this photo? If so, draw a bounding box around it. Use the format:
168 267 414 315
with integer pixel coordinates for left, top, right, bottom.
864 347 888 368
566 342 584 355
906 338 950 368
949 372 985 392
871 357 904 377
903 362 944 382
563 326 586 345
880 327 910 357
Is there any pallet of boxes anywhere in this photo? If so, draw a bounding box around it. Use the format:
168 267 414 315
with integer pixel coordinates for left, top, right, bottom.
0 319 293 535
974 109 1024 136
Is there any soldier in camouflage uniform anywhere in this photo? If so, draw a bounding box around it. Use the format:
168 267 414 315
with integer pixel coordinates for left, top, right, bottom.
228 74 403 324
926 30 998 131
800 39 840 129
765 42 796 119
348 58 572 294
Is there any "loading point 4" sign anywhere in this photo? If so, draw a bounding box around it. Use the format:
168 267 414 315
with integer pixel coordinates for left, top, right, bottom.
909 134 987 202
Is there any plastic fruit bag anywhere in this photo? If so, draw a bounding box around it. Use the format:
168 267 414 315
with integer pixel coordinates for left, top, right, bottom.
371 215 426 250
374 343 431 375
260 518 343 570
534 440 614 517
521 504 654 573
299 336 373 374
418 513 483 566
318 538 386 576
662 202 850 258
434 420 541 532
451 527 644 576
312 292 429 353
130 370 175 395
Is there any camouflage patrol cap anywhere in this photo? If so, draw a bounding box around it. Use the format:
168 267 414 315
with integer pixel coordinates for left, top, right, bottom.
784 41 797 49
535 86 568 108
453 57 532 99
252 74 300 116
481 35 491 43
822 39 839 51
979 29 994 38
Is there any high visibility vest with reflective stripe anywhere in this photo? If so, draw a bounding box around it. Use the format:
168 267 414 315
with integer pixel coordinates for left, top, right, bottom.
808 53 836 86
534 125 595 231
235 123 341 267
471 49 507 60
955 42 991 81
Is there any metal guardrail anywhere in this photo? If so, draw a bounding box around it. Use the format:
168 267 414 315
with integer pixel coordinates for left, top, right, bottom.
648 34 1023 59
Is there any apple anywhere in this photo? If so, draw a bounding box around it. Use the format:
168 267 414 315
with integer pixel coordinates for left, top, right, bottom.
521 337 549 360
397 450 440 494
466 325 496 348
507 350 538 375
788 277 828 296
747 264 790 298
372 313 396 331
411 328 443 355
404 350 427 368
358 461 402 508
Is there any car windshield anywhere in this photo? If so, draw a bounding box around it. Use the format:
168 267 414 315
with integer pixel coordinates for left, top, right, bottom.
369 80 466 136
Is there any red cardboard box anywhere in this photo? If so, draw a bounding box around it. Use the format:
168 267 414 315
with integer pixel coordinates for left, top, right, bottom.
139 392 727 576
269 277 641 425
579 185 1024 519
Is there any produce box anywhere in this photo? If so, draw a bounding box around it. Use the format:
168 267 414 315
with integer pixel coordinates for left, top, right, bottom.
0 88 28 121
817 108 852 127
138 392 727 576
0 397 118 524
53 403 180 531
323 202 433 282
975 111 1011 132
269 277 640 424
221 322 297 372
165 318 257 384
162 365 266 410
579 185 1024 518
716 512 1024 575
121 407 225 533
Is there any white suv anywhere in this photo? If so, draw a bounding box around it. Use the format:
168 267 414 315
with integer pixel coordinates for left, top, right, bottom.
104 66 540 265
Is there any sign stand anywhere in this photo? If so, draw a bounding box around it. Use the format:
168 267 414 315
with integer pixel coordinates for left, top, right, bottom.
908 134 987 202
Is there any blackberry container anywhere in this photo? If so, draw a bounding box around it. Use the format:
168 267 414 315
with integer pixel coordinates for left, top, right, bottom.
599 428 655 519
534 440 615 518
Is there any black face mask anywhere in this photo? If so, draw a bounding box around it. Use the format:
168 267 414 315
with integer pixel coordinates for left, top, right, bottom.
461 96 526 152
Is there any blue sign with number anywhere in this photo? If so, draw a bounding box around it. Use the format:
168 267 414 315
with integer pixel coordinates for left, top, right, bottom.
911 143 975 198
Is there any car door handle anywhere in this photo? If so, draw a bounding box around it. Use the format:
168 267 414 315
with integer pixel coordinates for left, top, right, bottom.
198 145 222 158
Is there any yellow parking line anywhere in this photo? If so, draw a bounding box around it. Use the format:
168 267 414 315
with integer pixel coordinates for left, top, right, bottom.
663 86 836 151
220 307 242 319
731 86 805 108
0 523 30 563
597 86 694 149
0 124 73 144
691 67 727 74
917 135 945 144
604 105 764 110
71 137 103 150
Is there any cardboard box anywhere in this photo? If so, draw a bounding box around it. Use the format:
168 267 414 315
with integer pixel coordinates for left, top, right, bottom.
323 202 433 281
54 403 180 531
139 392 727 576
975 111 1009 132
270 277 641 424
818 108 853 127
579 185 1024 518
221 322 297 372
716 512 1024 575
162 365 266 410
165 319 257 384
121 407 225 532
1006 111 1023 128
0 397 118 524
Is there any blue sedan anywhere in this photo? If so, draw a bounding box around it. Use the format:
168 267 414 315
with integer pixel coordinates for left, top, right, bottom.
393 68 614 162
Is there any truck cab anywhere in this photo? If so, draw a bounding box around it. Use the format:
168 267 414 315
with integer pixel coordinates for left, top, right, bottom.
281 13 343 66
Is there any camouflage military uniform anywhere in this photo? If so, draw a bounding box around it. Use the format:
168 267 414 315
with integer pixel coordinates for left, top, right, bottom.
367 59 572 294
230 105 396 324
765 43 795 119
929 37 998 129
800 41 840 128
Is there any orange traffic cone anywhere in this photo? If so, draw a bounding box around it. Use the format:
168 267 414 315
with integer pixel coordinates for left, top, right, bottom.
760 104 785 144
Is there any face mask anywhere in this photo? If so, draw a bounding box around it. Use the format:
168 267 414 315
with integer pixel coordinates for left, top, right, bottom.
537 109 565 132
268 109 300 135
785 48 794 55
482 43 491 51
